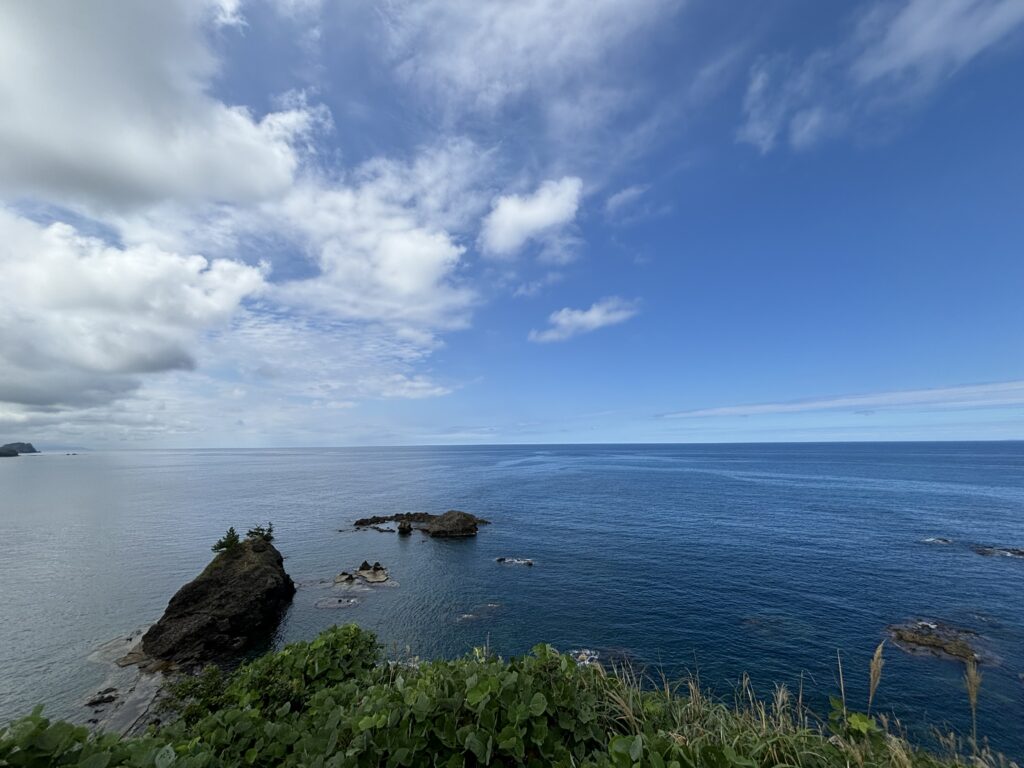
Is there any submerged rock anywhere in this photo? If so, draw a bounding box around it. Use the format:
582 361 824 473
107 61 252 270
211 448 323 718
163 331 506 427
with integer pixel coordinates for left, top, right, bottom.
972 544 1024 559
315 596 359 609
887 620 980 662
496 557 534 567
922 537 953 545
141 538 295 665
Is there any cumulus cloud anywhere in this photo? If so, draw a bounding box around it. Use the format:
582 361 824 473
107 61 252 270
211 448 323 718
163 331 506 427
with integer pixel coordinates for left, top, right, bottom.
479 177 583 258
0 1 326 212
529 296 639 343
260 139 496 332
0 208 264 409
0 0 670 443
738 0 1024 152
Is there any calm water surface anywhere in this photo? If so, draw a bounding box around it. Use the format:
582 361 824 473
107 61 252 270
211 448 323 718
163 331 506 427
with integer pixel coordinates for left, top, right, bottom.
1 443 1022 757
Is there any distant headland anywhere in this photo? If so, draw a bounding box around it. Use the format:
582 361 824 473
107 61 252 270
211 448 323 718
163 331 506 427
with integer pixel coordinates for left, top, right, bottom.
0 442 39 457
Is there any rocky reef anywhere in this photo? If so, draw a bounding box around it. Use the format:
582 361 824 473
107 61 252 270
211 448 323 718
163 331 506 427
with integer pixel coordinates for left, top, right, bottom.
353 510 490 537
140 537 295 665
972 544 1024 559
887 620 980 662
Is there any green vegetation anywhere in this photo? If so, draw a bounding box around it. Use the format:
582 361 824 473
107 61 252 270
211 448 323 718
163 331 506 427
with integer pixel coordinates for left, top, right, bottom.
210 522 274 554
210 527 241 554
245 523 274 543
0 626 1011 768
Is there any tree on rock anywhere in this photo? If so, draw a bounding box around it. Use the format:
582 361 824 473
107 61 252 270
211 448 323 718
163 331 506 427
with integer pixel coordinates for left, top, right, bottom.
212 527 241 553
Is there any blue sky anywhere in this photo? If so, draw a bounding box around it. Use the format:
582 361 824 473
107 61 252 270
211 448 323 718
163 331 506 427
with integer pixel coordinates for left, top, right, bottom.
0 0 1022 446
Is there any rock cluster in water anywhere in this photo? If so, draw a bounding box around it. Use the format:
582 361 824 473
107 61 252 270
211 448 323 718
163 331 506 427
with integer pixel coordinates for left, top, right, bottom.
353 510 490 537
336 561 390 584
140 537 295 665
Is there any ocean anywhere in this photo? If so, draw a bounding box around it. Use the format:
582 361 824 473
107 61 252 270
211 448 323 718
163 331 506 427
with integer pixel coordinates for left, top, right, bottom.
1 443 1022 757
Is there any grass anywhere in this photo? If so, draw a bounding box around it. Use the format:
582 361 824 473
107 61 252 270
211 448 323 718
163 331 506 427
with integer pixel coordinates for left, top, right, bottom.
0 625 1017 768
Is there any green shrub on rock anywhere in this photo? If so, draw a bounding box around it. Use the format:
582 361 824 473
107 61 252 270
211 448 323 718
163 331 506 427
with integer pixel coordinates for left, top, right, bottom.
211 526 241 553
246 523 274 543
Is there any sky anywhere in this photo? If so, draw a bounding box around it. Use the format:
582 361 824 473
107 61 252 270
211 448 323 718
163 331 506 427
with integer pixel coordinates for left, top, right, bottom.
1 0 1023 447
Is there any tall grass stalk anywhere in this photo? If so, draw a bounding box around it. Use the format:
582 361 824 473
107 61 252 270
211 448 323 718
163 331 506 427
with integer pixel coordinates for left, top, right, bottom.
964 656 982 754
837 649 848 720
869 640 886 715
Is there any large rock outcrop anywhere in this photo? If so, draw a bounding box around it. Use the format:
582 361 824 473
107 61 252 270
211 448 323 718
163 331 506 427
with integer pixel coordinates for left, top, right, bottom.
141 538 295 665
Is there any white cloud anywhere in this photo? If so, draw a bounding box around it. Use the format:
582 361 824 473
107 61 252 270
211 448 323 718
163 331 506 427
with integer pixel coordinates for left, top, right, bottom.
851 0 1024 85
663 380 1024 418
739 0 1024 152
0 1 325 212
382 0 680 113
479 177 583 258
604 184 650 217
264 140 495 331
514 271 565 298
0 0 674 443
529 296 639 343
0 208 264 409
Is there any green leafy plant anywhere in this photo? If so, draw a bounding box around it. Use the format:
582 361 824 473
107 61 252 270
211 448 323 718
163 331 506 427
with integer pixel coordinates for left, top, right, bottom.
0 626 1008 768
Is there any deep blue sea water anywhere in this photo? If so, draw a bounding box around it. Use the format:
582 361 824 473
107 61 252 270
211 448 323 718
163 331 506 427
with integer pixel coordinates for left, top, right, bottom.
1 443 1022 757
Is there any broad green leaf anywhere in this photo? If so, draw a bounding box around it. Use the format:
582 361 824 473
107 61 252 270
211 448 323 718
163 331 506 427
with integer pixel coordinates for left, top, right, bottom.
529 692 547 716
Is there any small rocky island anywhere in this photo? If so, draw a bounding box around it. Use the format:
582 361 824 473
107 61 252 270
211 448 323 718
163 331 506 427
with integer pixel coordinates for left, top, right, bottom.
353 509 489 537
139 528 294 666
0 441 39 457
